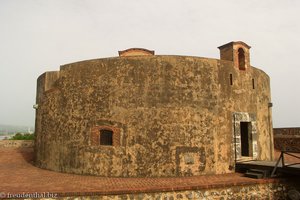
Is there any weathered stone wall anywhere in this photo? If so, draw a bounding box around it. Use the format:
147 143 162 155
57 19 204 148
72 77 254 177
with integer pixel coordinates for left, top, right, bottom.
35 54 273 177
0 140 34 148
274 127 300 151
23 182 298 200
83 182 292 200
274 127 300 136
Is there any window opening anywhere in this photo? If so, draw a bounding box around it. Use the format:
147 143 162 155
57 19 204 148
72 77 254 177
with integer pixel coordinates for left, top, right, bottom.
100 129 113 145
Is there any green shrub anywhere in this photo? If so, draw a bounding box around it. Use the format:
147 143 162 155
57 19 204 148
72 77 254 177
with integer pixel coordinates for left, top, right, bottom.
10 133 35 140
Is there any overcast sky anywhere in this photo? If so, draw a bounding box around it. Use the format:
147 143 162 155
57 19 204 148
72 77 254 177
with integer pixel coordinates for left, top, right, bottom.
0 0 299 128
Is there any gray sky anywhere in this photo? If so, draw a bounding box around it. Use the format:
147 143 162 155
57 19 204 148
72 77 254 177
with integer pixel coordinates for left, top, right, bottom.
0 0 299 128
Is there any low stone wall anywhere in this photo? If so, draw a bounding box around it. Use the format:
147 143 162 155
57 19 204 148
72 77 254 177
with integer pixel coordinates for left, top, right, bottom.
274 137 300 152
0 140 34 148
21 182 298 200
274 127 300 152
274 127 300 136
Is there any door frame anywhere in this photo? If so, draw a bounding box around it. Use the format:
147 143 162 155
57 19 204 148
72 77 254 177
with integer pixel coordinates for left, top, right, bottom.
232 112 258 163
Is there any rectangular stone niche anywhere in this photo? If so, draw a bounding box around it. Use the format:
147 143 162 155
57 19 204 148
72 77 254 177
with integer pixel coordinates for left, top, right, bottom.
175 147 206 176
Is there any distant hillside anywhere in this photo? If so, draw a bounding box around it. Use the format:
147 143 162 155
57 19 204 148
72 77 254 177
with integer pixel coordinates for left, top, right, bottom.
0 124 34 134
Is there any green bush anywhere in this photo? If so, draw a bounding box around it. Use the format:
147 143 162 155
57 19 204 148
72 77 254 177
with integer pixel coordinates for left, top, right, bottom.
10 133 35 140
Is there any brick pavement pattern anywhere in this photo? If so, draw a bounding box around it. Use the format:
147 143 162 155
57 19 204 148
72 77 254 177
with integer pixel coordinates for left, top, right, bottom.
274 149 300 163
0 148 280 197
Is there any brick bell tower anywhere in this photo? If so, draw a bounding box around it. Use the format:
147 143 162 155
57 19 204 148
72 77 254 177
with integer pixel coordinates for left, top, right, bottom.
218 41 251 70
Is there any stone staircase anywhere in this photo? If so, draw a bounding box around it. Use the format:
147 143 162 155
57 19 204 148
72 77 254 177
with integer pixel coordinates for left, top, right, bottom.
244 169 270 179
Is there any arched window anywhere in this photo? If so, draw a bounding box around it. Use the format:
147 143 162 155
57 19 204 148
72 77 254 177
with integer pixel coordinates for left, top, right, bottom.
100 129 113 145
238 48 246 70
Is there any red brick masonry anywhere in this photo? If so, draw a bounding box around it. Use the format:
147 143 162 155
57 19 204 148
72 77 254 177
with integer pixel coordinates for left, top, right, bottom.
91 126 120 146
0 148 282 198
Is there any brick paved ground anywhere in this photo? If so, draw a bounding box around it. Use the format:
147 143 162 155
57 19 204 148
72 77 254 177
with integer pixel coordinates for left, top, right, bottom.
0 148 281 198
274 149 300 163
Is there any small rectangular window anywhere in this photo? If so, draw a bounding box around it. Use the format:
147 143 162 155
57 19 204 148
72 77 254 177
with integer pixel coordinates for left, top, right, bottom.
252 79 255 89
100 130 113 145
230 74 233 85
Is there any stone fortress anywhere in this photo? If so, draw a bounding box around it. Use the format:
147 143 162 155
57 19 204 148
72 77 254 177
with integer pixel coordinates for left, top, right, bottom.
34 41 274 178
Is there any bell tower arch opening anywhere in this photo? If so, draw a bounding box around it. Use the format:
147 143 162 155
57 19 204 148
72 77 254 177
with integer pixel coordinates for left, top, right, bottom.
238 48 246 70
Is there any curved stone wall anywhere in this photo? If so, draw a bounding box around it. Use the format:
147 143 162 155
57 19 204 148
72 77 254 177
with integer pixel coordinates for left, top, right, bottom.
34 54 273 177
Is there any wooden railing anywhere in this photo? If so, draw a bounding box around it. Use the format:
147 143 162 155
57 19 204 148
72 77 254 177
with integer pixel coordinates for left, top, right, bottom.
271 150 300 177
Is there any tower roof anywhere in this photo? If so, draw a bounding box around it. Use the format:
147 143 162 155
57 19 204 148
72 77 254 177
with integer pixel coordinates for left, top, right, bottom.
218 41 251 50
118 48 155 57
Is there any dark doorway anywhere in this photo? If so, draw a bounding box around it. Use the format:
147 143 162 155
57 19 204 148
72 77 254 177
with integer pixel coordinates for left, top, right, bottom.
240 122 252 156
100 130 113 145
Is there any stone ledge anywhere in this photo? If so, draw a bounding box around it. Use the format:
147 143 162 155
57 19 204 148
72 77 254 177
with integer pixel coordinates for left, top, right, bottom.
0 140 34 148
274 127 300 136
